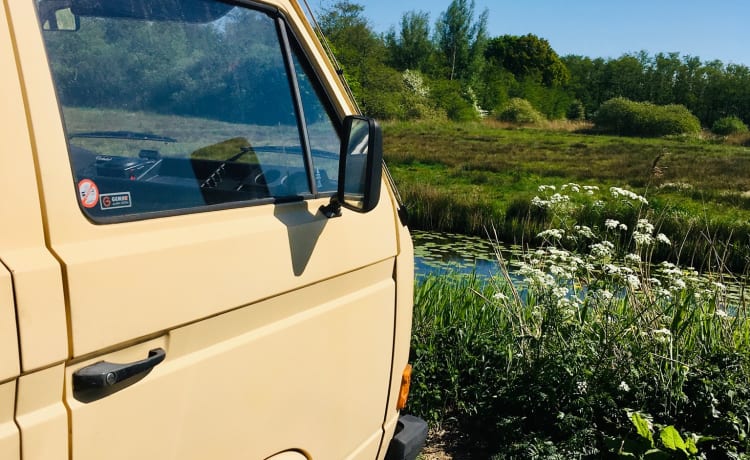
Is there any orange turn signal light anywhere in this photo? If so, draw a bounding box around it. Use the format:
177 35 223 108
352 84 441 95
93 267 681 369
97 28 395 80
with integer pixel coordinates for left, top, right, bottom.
396 364 413 410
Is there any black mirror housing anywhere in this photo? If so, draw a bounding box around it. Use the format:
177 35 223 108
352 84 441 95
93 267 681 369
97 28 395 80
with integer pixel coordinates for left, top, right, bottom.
338 116 383 214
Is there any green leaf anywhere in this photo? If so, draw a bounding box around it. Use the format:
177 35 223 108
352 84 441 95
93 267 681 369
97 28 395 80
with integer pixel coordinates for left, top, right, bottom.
660 426 687 454
685 437 699 455
631 412 654 446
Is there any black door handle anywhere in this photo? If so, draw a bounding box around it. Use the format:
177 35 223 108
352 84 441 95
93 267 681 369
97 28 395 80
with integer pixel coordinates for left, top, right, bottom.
73 348 166 402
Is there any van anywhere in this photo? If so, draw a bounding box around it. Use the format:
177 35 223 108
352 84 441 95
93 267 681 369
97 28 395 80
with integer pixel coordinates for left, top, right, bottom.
0 0 426 458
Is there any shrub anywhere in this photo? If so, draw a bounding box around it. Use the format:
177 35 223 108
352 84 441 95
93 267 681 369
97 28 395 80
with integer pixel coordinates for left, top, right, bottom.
712 115 749 135
593 97 701 137
429 79 480 122
496 98 544 124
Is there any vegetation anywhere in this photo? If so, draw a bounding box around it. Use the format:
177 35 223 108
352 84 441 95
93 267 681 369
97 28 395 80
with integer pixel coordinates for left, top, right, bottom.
713 116 749 136
409 186 750 458
593 98 701 137
319 2 750 129
384 121 750 273
496 98 544 124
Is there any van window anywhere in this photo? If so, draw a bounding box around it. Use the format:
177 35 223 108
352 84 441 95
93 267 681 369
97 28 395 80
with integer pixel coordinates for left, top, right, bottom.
37 0 341 221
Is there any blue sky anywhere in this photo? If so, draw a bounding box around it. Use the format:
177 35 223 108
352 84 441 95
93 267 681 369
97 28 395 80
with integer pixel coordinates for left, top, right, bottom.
346 1 750 66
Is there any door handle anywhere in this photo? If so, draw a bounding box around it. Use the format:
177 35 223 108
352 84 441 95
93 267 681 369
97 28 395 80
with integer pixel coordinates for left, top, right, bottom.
73 348 166 402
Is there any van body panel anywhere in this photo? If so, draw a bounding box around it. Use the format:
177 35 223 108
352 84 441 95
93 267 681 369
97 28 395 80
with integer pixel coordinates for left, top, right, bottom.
65 261 394 459
0 381 20 460
15 364 67 460
2 0 67 373
0 268 19 382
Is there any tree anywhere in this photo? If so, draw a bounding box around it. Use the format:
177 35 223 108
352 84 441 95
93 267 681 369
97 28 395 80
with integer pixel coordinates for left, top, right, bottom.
485 34 569 87
434 0 488 82
385 11 434 73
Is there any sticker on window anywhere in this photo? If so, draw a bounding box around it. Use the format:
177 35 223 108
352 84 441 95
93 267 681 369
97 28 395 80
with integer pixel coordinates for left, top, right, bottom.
78 179 99 209
100 192 132 210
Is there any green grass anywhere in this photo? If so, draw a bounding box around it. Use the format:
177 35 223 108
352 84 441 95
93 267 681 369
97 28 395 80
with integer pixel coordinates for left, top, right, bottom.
384 120 750 272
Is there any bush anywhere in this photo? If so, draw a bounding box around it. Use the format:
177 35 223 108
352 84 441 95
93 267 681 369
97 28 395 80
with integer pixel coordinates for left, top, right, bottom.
712 116 749 135
429 79 480 122
496 98 544 124
593 97 701 137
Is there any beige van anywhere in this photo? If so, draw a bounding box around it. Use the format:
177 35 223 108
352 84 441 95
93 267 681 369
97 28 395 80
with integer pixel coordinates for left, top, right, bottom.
0 0 426 458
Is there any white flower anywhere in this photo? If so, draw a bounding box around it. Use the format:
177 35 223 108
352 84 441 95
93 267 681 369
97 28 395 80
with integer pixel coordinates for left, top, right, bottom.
624 253 641 265
618 381 630 392
636 219 655 234
576 381 588 394
531 196 548 208
605 219 620 230
626 274 641 290
610 187 649 205
538 229 565 240
656 233 671 245
653 328 672 343
493 292 508 301
562 183 581 193
574 225 595 239
633 231 653 246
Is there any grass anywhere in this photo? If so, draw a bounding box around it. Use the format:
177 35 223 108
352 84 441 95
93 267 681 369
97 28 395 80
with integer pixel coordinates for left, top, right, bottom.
407 188 750 459
384 120 750 273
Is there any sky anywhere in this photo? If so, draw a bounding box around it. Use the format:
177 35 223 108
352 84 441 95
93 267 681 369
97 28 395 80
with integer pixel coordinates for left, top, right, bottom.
342 1 750 67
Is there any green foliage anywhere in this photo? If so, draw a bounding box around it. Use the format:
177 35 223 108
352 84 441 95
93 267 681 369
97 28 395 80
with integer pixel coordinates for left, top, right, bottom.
712 116 749 135
594 97 701 137
434 0 488 82
429 79 480 121
496 98 544 124
409 184 750 458
567 99 586 120
385 10 434 73
485 34 570 87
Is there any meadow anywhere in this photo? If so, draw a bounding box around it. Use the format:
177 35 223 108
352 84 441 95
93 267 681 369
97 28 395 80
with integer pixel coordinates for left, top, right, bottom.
384 121 750 273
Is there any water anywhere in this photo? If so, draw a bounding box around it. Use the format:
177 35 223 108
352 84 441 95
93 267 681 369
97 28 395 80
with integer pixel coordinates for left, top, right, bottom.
413 230 518 278
413 230 750 308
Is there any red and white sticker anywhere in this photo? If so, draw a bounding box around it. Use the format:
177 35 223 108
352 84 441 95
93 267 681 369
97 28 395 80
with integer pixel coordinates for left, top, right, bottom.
78 179 99 209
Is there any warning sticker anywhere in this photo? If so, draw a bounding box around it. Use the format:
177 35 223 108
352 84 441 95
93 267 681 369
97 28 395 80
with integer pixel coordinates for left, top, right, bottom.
78 179 99 209
100 192 132 210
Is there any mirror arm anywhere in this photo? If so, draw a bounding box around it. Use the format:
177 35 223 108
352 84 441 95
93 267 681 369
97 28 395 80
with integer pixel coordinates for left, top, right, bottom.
320 196 342 219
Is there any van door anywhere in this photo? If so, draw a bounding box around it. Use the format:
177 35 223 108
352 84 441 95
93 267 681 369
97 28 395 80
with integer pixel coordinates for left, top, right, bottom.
16 1 398 459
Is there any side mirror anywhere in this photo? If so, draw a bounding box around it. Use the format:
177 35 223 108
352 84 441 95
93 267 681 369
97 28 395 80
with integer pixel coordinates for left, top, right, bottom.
338 116 383 213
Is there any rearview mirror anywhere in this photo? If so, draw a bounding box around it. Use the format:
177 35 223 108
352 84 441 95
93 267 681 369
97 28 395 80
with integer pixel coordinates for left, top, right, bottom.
337 116 383 214
39 1 80 31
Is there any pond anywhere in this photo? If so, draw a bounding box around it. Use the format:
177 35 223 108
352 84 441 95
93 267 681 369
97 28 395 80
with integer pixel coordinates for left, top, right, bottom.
413 230 750 308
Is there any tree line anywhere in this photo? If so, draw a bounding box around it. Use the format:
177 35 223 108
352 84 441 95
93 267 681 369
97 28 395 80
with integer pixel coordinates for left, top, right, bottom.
318 0 750 128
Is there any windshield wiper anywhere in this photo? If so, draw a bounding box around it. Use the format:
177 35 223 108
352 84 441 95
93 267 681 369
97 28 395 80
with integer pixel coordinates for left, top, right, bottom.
69 131 177 143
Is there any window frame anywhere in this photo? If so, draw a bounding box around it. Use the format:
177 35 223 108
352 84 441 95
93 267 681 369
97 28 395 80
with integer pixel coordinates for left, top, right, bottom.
40 0 344 224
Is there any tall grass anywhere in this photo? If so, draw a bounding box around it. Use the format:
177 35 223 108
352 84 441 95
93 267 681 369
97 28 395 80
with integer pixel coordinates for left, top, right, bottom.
408 185 750 459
